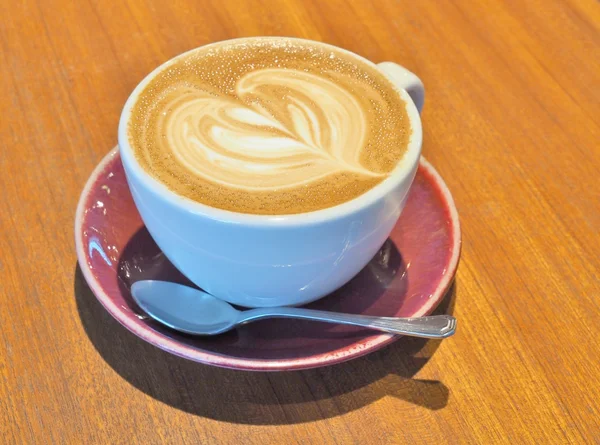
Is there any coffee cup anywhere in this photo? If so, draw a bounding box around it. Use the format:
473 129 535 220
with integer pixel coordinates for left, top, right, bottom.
118 37 423 308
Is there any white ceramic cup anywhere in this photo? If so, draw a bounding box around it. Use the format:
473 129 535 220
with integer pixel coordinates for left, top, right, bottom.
118 37 424 308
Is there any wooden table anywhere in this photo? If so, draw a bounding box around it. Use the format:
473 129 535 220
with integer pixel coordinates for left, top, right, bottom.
1 0 599 443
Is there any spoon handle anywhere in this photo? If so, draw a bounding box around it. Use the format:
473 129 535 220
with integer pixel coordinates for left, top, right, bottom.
238 308 456 339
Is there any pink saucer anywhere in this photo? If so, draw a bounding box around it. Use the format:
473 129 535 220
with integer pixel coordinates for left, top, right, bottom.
75 147 460 371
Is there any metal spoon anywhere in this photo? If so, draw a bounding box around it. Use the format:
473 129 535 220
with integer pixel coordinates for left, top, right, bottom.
131 280 456 338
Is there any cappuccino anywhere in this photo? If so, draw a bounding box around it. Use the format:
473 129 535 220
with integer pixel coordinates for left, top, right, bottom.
128 38 411 215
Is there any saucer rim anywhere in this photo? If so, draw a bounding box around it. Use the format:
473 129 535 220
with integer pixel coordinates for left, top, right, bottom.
75 147 461 371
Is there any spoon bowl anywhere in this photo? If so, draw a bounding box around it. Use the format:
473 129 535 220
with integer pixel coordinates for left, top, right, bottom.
132 280 241 335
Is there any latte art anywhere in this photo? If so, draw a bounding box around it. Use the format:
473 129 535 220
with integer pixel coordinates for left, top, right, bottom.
156 69 382 191
129 38 411 214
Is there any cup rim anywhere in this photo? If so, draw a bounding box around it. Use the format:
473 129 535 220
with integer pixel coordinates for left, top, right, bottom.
118 36 423 227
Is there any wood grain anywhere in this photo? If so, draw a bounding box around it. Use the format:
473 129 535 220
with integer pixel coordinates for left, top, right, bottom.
1 0 599 443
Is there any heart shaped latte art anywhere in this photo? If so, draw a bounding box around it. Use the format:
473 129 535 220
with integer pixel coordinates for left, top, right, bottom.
155 68 385 191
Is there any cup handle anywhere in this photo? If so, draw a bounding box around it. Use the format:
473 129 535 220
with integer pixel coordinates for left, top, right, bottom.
377 62 425 114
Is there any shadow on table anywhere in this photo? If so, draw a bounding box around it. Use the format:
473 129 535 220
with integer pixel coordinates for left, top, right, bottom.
74 266 456 425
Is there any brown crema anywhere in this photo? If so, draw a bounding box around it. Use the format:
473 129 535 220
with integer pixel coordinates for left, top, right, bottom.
128 38 411 215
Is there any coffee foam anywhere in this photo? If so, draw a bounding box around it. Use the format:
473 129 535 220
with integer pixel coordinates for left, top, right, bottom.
129 38 411 215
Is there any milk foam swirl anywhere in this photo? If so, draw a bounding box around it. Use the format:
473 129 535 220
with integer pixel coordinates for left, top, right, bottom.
154 68 384 190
